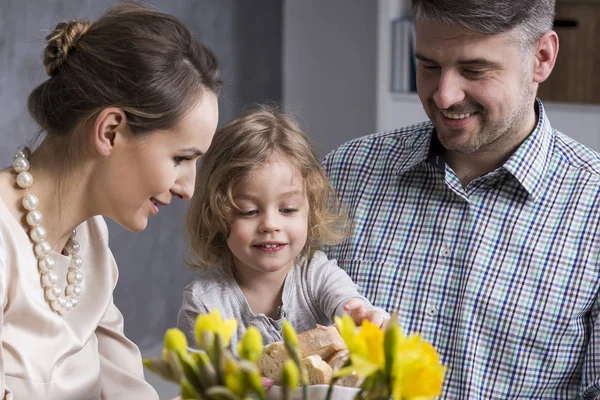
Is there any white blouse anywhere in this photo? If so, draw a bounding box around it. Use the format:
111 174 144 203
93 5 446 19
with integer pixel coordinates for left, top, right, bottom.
0 196 158 399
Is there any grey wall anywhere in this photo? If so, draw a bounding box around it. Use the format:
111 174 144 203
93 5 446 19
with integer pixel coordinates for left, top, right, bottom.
0 0 282 349
283 0 377 157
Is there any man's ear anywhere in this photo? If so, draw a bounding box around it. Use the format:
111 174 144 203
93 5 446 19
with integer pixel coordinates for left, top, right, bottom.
92 107 128 156
532 30 559 84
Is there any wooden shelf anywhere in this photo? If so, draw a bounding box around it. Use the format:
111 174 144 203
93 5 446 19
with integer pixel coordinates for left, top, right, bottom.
537 1 600 104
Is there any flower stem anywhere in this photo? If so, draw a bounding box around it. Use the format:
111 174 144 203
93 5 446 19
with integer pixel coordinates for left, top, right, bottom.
325 375 340 400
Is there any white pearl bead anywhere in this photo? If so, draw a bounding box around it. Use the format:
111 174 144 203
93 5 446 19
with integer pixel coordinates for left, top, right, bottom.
26 210 43 227
70 296 79 309
45 285 61 301
14 146 31 160
41 270 58 287
69 255 83 270
50 300 62 313
13 157 30 173
30 226 47 243
63 298 73 313
16 172 33 188
57 296 66 309
67 270 83 284
22 193 39 211
38 255 55 272
66 284 82 297
34 241 51 259
66 239 80 254
71 229 77 237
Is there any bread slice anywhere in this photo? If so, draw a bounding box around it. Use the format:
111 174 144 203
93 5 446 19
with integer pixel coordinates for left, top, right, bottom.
302 355 333 385
257 341 289 384
327 349 363 388
257 324 348 385
298 325 346 360
327 349 350 371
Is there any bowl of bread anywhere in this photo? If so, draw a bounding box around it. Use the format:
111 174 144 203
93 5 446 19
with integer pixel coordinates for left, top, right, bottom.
258 325 361 400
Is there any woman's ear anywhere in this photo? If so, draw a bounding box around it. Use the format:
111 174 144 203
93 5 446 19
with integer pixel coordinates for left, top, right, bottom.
532 30 559 84
92 107 128 156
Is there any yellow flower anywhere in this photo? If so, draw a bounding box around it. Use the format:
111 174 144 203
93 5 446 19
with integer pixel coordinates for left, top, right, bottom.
238 326 263 362
164 328 188 359
334 315 384 378
390 333 446 400
281 359 299 389
335 313 445 400
224 358 247 396
282 320 299 347
282 320 307 385
194 309 238 348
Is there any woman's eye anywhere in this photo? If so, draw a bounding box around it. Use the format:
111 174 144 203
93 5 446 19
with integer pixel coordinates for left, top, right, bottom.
280 208 298 214
174 156 192 166
420 63 439 71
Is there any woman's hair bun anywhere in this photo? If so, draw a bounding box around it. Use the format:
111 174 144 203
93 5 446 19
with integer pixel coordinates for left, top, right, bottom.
43 20 91 76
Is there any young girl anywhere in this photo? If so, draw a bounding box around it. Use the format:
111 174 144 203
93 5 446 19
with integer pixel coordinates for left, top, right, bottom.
0 4 220 398
177 106 388 354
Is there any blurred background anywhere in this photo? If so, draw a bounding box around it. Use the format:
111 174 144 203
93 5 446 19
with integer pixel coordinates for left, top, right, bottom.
1 0 599 397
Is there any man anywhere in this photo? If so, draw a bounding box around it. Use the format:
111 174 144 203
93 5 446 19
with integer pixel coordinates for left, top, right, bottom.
323 0 600 398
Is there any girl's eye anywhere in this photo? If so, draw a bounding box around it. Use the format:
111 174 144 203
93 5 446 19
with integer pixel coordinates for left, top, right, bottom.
240 210 258 217
174 156 192 166
280 208 298 214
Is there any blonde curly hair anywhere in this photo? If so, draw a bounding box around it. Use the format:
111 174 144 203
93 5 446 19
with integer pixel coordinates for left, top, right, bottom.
186 105 349 269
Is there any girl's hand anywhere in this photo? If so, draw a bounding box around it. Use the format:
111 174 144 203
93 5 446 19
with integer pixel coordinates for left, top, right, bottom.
343 298 389 328
262 377 274 390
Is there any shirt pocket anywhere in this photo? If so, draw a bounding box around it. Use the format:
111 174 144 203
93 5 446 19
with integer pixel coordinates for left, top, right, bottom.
335 258 404 312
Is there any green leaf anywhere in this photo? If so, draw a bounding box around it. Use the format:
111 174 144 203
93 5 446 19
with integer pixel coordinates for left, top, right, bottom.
205 386 243 400
166 349 185 383
143 358 178 383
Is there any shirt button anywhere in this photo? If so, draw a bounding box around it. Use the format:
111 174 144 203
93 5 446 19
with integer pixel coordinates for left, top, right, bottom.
440 244 451 257
426 306 437 317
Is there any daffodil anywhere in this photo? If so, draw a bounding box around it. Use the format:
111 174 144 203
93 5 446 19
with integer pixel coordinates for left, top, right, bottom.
195 309 238 348
282 320 300 347
333 313 445 400
281 360 299 389
390 333 446 400
223 358 247 396
164 328 188 359
282 320 307 385
334 314 384 378
281 359 300 400
238 326 263 362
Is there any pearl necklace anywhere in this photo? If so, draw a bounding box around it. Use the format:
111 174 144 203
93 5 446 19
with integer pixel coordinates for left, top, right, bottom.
13 146 83 315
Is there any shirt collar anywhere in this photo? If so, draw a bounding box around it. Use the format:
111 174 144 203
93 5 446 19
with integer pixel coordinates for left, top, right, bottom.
392 121 435 175
502 99 553 202
396 99 553 202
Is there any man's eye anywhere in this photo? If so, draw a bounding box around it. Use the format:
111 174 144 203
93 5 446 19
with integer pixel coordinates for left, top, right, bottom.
463 69 486 78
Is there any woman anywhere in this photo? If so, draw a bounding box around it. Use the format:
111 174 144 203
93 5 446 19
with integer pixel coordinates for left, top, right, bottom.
0 3 220 399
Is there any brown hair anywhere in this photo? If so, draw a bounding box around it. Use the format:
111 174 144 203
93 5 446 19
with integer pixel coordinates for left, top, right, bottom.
186 105 349 269
28 2 222 145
